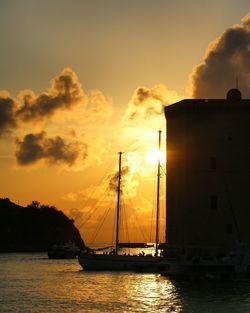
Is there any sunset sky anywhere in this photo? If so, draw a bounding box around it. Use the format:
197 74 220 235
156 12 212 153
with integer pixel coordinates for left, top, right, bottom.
0 0 249 244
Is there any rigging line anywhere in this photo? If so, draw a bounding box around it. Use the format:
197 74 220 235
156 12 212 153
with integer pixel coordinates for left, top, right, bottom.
78 187 114 229
111 200 116 246
159 176 165 242
76 170 117 231
127 198 148 242
123 130 167 155
120 197 124 242
78 157 117 215
150 166 157 242
124 145 147 154
159 162 166 241
160 165 166 176
77 191 108 229
121 198 130 243
90 206 113 244
118 141 140 155
122 140 162 155
120 137 149 152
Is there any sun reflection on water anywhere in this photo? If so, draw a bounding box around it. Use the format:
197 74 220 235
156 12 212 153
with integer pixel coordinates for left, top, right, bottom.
125 274 182 313
10 254 250 313
3 254 250 312
0 254 181 312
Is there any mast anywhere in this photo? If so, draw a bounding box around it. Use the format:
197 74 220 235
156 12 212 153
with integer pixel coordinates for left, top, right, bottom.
155 130 161 256
115 152 122 255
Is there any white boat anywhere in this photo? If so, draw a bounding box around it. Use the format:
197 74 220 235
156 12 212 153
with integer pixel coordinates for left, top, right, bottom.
78 131 167 271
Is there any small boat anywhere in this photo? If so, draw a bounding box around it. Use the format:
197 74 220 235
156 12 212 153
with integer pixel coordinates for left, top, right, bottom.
78 131 167 271
48 242 80 259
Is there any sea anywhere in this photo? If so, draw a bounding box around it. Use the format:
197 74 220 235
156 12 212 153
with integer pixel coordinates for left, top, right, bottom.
1 253 250 313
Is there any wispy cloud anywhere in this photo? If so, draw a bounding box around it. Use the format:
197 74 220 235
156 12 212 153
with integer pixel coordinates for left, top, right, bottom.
86 90 112 118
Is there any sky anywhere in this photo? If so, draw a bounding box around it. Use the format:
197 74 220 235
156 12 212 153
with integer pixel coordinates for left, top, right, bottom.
0 0 249 244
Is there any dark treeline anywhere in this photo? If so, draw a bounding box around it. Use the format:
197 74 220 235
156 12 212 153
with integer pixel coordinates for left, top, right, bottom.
0 198 85 252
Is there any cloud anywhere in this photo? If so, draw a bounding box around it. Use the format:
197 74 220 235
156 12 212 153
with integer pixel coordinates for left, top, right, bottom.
0 68 113 137
16 68 86 122
15 131 87 166
86 89 112 118
191 13 250 98
123 84 183 123
106 152 141 199
0 91 18 135
108 165 130 193
0 68 112 169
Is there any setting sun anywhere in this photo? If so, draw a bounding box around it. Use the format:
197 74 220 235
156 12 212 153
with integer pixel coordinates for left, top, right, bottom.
146 148 165 165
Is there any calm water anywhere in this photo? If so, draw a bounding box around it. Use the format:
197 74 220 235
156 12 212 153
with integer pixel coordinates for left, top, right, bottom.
1 253 250 313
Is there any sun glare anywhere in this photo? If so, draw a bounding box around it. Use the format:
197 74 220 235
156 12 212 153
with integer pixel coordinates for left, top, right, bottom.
146 148 165 165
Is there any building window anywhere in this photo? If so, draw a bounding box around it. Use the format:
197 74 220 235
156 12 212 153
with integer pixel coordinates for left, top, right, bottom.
210 157 216 169
210 195 217 210
226 224 233 235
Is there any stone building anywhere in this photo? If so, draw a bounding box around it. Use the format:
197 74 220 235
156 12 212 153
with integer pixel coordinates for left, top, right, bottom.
164 89 250 257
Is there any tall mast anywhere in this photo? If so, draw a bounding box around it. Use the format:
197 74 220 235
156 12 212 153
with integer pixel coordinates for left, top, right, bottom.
155 130 161 256
115 152 122 255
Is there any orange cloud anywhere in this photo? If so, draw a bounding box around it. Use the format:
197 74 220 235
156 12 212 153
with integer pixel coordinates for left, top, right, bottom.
122 84 183 124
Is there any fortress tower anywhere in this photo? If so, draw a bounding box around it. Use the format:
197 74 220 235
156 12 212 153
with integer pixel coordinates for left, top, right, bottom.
164 89 250 256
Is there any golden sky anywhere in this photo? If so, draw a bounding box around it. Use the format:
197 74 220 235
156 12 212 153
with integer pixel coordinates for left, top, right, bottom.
0 1 249 244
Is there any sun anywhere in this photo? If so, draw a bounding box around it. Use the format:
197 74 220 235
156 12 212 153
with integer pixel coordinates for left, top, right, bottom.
146 148 165 165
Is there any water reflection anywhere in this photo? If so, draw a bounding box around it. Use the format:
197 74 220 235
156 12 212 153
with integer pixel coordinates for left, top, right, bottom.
127 274 182 312
1 254 250 312
76 272 182 312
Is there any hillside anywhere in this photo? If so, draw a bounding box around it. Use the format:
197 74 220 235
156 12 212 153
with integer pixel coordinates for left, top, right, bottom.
0 198 85 252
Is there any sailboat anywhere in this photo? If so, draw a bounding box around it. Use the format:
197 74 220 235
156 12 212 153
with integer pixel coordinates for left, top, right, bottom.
78 131 167 271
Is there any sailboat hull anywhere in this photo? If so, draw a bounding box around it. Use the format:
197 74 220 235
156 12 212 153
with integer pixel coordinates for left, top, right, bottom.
78 253 167 271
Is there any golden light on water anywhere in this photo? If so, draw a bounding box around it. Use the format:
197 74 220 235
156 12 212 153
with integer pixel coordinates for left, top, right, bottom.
130 274 182 312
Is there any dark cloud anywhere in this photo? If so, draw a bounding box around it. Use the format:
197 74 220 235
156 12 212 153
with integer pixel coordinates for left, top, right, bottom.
15 131 87 166
0 68 112 138
124 85 167 121
0 93 18 135
133 87 164 106
108 165 130 193
0 69 85 136
0 68 110 168
191 13 250 98
16 68 85 122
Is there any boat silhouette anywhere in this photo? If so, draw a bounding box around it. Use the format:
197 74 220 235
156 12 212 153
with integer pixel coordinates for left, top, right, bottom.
78 131 167 271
